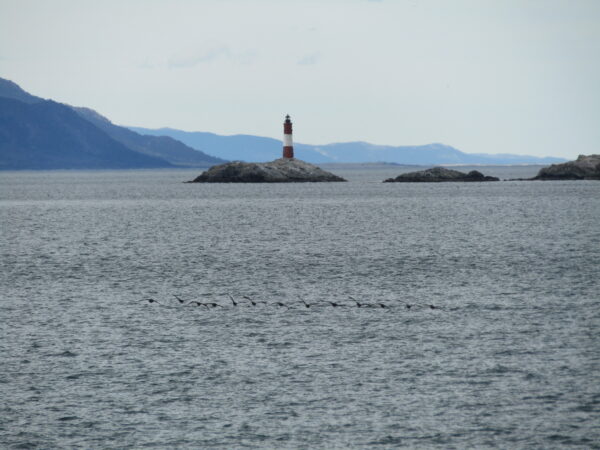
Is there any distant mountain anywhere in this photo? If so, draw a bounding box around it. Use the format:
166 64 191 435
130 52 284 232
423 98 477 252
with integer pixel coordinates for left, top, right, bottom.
129 128 297 163
73 108 225 167
130 127 566 165
0 97 170 170
0 76 565 169
0 78 225 170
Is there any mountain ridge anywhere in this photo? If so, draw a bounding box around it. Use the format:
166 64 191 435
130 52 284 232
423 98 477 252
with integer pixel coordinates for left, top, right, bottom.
0 76 567 169
0 97 171 170
0 78 225 170
130 126 566 165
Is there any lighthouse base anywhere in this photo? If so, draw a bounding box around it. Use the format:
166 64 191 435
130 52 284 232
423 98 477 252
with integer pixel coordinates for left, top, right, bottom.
283 147 294 158
190 158 346 183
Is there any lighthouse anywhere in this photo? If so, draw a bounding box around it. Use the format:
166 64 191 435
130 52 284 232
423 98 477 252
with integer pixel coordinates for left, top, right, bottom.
283 114 294 158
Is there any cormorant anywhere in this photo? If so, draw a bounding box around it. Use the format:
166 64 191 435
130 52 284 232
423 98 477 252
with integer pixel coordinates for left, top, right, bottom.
242 296 265 306
349 296 367 307
188 301 206 307
373 303 388 309
325 301 344 307
203 302 223 308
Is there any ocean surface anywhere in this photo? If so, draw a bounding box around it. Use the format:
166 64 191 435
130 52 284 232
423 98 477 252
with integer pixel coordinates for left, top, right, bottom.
1 166 599 449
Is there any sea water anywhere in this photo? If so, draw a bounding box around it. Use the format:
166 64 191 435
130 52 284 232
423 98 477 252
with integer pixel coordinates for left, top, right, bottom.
1 167 599 448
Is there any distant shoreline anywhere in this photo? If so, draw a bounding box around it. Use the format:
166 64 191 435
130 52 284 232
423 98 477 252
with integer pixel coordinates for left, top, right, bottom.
318 162 548 170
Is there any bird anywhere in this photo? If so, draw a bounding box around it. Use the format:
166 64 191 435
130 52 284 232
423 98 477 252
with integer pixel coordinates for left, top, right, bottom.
349 296 367 308
428 304 439 310
405 304 413 310
139 298 173 307
325 301 344 307
242 296 265 306
203 302 223 308
228 294 239 306
372 303 389 309
274 301 289 308
300 299 312 308
187 301 206 308
173 295 186 304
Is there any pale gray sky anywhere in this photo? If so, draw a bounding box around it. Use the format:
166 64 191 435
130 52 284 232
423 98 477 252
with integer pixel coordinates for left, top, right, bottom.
1 0 599 158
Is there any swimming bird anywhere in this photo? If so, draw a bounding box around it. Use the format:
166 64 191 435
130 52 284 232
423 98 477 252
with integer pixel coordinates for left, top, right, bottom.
228 294 240 306
242 296 265 306
325 301 344 307
428 304 439 310
405 304 413 310
139 298 173 307
187 301 207 308
300 299 312 308
173 295 186 304
349 296 367 308
203 302 223 308
372 303 389 309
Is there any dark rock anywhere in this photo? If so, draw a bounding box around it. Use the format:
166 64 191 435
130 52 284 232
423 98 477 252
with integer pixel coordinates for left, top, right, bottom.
532 154 600 180
384 167 499 182
189 158 346 183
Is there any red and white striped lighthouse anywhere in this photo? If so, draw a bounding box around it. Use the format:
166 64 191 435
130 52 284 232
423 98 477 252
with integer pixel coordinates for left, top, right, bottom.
283 114 294 158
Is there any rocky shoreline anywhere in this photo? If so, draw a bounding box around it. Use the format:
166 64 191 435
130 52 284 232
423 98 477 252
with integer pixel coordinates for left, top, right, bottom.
189 158 346 183
531 154 600 180
384 167 499 183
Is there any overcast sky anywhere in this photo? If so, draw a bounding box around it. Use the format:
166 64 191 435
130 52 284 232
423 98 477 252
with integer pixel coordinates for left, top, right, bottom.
1 0 599 158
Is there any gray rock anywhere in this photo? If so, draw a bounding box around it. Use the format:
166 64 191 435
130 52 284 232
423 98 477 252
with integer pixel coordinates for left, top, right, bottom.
384 167 499 182
533 154 600 180
189 158 346 183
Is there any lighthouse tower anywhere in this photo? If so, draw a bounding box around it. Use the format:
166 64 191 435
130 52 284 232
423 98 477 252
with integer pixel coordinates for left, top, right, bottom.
283 114 294 158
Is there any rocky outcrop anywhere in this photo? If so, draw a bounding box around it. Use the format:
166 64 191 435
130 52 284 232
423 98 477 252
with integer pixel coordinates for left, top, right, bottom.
189 158 346 183
533 154 600 180
384 167 499 182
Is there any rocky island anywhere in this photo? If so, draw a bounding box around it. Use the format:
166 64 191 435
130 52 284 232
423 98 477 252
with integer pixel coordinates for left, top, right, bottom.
189 158 346 183
532 154 600 180
384 167 499 183
190 115 346 183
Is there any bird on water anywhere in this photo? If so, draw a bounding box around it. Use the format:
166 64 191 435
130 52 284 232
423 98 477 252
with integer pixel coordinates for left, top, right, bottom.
349 296 368 308
187 301 206 308
203 302 223 308
372 303 389 309
300 299 313 308
242 296 265 306
173 295 186 304
139 298 173 307
325 301 344 307
228 294 240 306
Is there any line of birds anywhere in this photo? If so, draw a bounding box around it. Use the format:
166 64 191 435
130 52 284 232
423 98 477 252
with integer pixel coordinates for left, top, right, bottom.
139 294 440 310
